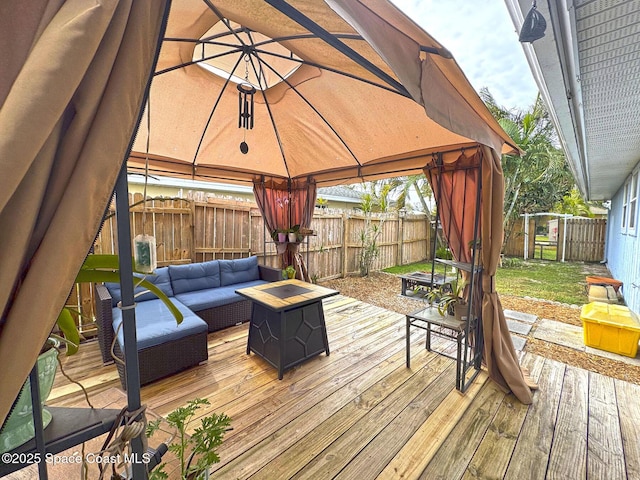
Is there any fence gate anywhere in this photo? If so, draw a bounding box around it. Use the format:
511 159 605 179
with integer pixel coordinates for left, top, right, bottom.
561 218 606 262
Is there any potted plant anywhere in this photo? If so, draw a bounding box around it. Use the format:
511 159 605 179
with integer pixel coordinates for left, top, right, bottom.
283 265 296 279
271 228 288 243
147 398 231 480
288 224 301 243
0 339 61 453
434 279 467 319
0 254 182 453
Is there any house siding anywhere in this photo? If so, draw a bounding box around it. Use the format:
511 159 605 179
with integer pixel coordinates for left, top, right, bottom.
605 169 640 315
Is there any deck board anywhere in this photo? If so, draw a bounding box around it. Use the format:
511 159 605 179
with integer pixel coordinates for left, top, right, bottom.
249 339 449 480
417 379 505 480
547 366 589 480
328 363 456 480
376 373 488 480
216 335 451 479
503 358 565 480
23 294 635 480
588 372 626 480
615 379 640 480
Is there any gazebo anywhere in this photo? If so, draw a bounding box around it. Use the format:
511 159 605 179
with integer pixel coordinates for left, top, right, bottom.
1 1 533 476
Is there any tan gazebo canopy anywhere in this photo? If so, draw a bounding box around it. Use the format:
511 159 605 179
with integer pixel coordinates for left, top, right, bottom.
129 0 518 187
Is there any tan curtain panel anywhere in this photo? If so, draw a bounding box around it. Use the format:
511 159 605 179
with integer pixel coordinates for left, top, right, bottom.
479 146 533 404
0 0 168 425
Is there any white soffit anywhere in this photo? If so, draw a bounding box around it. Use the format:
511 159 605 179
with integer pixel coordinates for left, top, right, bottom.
576 0 640 200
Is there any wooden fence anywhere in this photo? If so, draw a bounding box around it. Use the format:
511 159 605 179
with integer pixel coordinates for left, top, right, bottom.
503 218 535 258
71 195 608 334
94 194 432 279
73 196 429 332
561 218 607 262
502 217 606 262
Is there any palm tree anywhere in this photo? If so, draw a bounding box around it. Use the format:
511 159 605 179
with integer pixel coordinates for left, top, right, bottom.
482 89 572 245
554 187 594 217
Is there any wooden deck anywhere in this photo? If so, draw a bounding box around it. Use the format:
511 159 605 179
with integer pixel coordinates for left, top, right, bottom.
34 296 640 478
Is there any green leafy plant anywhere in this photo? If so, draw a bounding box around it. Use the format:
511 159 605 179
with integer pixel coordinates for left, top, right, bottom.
271 228 288 241
282 265 296 279
358 193 383 277
288 224 303 242
423 286 441 306
147 398 231 480
500 256 524 268
271 224 302 241
55 254 183 355
435 246 453 260
429 279 466 317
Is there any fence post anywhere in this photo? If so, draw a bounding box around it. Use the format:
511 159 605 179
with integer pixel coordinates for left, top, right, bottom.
397 214 403 266
342 211 349 278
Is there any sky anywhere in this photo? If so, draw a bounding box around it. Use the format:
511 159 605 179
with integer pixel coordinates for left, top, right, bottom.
392 0 540 112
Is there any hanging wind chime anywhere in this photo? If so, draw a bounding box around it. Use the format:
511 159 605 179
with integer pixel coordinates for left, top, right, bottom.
237 54 255 154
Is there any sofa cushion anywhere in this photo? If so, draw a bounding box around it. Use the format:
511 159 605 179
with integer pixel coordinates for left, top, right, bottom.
111 298 207 351
169 260 221 294
174 280 268 312
105 267 174 308
219 256 260 286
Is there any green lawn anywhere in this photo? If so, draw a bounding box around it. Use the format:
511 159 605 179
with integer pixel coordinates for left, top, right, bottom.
384 258 589 305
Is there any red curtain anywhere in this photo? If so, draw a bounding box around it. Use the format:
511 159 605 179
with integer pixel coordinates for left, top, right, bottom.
254 179 317 236
253 179 317 280
424 152 481 263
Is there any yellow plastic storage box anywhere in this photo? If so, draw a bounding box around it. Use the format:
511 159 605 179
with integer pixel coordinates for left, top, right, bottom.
580 302 640 358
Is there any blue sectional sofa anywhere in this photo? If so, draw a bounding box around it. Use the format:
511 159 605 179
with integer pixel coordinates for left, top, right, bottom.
95 256 281 388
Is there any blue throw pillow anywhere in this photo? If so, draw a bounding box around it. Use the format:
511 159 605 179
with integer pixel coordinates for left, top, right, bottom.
105 267 174 307
219 256 260 286
168 260 221 294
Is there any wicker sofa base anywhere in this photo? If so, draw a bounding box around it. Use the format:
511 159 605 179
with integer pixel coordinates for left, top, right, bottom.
113 330 208 389
195 300 252 332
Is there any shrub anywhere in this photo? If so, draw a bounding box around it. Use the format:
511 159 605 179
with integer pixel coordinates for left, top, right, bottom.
501 256 524 268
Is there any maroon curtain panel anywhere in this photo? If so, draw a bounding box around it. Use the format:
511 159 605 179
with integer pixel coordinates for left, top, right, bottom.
253 179 317 280
253 183 290 237
253 179 317 234
424 152 481 263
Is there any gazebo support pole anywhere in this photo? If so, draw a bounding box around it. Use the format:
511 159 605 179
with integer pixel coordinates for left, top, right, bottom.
114 165 148 480
262 178 267 264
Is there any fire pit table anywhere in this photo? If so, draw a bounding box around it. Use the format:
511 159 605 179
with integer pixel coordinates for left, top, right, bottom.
236 279 339 379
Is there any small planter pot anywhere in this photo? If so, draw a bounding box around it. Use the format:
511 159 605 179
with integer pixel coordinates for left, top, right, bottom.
288 233 298 243
277 232 287 243
454 302 470 321
0 347 58 453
